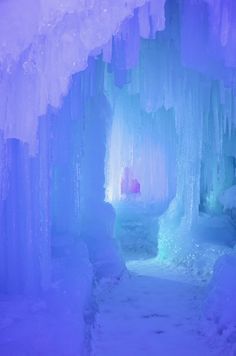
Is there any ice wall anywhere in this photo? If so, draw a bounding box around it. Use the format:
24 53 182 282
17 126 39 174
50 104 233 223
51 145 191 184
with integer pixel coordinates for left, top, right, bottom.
103 0 236 264
158 0 236 263
0 0 168 293
0 120 51 294
181 0 236 86
0 54 127 293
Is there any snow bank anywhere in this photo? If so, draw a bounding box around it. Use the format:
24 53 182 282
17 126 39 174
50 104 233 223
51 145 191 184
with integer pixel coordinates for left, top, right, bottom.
220 185 236 211
193 215 236 247
204 254 236 354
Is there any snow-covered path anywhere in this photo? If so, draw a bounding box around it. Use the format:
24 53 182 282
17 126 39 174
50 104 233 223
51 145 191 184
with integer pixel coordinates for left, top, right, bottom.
91 260 218 356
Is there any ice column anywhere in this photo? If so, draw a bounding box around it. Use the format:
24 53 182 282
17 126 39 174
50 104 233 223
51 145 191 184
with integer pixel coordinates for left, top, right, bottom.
0 119 51 294
78 59 124 278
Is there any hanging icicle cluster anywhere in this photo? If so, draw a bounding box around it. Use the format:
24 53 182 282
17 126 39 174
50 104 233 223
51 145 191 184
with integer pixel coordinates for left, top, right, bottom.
104 0 236 264
0 0 166 153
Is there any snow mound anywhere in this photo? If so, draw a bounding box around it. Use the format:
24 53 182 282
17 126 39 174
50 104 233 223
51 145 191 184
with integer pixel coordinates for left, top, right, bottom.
204 254 236 353
219 185 236 211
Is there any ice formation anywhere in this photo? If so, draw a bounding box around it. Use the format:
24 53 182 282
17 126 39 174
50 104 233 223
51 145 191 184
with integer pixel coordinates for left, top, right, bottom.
103 0 236 266
157 0 236 263
0 0 235 290
0 0 168 294
0 0 236 353
0 0 165 152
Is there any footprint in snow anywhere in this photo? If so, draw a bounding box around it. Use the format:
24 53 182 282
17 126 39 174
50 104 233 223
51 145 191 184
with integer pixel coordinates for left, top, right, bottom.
142 313 169 319
154 330 165 334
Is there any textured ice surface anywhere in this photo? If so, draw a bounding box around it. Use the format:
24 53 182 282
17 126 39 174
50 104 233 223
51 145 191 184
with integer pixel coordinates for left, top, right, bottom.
0 0 167 152
103 0 236 267
181 0 236 81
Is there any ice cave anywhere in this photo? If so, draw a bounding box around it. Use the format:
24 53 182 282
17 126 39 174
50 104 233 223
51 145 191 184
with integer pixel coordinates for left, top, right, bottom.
0 0 236 355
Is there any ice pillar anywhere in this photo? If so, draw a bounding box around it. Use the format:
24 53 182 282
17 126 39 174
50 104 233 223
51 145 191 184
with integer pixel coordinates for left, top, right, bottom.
0 119 51 294
79 59 123 278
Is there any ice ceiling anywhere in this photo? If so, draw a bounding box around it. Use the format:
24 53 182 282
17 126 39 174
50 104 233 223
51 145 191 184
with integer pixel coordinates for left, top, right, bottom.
0 0 236 294
1 0 236 150
0 0 165 152
1 0 236 148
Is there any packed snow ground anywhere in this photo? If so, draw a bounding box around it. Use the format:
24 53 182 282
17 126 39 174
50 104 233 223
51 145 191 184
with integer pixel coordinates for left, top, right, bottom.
0 240 93 356
91 259 219 356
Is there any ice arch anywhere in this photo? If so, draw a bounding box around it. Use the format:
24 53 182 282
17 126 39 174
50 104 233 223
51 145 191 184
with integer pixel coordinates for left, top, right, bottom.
1 0 236 295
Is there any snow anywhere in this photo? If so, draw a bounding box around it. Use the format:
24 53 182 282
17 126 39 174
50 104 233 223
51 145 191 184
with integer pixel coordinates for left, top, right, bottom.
219 185 236 211
204 254 236 355
91 260 218 356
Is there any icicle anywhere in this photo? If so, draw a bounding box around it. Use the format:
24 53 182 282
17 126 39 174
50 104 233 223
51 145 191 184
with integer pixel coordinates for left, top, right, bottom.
149 0 166 33
138 3 151 39
103 39 113 64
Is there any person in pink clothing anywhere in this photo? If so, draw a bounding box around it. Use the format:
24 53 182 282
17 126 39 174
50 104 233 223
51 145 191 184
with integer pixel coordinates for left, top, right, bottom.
121 167 141 197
